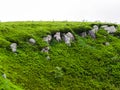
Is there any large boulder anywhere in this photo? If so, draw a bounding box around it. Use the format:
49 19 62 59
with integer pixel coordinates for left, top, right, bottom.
10 43 17 52
54 32 61 42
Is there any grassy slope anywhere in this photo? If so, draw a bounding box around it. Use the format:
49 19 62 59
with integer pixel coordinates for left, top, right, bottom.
0 21 120 90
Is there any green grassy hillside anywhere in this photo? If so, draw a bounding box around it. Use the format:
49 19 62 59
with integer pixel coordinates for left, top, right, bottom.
0 21 120 90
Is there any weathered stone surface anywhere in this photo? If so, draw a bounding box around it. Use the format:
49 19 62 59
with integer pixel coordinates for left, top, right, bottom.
88 30 96 39
43 35 52 44
54 32 61 42
92 25 99 33
41 47 50 53
101 25 116 33
10 43 17 52
66 32 74 41
29 38 36 44
81 32 87 37
63 34 71 46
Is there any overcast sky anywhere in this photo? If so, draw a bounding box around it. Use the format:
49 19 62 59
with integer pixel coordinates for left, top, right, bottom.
0 0 120 23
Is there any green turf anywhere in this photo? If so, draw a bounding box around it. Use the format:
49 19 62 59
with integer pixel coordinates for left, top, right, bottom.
0 21 120 90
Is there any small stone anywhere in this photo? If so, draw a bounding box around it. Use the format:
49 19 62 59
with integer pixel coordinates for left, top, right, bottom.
46 56 50 60
54 32 61 42
105 42 110 46
92 25 99 33
41 47 50 53
66 32 74 41
63 34 71 46
88 30 96 39
10 43 17 52
29 38 36 44
81 32 87 37
43 35 52 44
2 73 6 79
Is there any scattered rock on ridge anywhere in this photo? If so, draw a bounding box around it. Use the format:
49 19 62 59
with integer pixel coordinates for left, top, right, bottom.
54 32 61 42
43 35 52 44
2 73 6 79
41 46 50 53
80 32 87 37
66 32 75 41
88 30 96 39
10 43 17 52
29 38 36 44
63 33 71 46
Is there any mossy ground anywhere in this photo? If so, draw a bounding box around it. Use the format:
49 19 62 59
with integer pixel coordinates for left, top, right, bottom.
0 21 120 90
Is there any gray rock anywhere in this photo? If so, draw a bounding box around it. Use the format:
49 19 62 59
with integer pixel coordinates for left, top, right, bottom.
10 43 17 52
105 42 110 46
46 56 50 60
63 34 71 46
41 47 50 53
92 25 99 33
88 30 96 39
54 32 61 42
43 35 52 44
101 25 116 33
66 32 74 41
29 38 36 44
81 32 87 37
2 73 6 79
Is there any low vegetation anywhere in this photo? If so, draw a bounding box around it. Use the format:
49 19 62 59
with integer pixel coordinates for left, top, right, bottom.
0 21 120 90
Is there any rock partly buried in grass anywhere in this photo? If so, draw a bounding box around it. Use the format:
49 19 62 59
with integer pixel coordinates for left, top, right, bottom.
46 56 50 60
101 25 116 33
62 32 74 46
2 73 6 79
88 30 96 39
92 25 99 33
10 43 17 52
104 42 110 46
54 32 61 42
66 32 75 41
80 32 87 37
43 35 52 44
41 46 50 53
29 38 36 44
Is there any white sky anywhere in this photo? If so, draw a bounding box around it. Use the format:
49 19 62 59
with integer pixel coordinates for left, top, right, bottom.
0 0 120 23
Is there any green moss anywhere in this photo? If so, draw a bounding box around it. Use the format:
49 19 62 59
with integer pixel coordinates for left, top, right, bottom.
0 21 120 90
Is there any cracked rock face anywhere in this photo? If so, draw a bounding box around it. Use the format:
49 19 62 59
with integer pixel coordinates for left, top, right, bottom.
29 38 36 44
10 43 17 52
54 32 61 42
43 35 52 44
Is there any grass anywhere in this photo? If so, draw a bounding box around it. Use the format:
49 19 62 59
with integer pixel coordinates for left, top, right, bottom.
0 21 120 90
